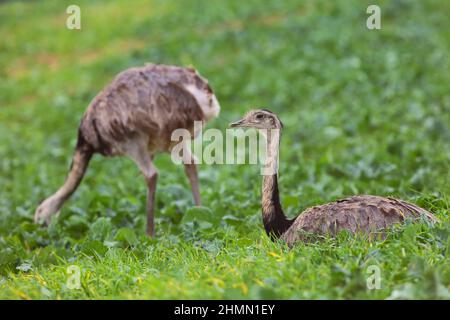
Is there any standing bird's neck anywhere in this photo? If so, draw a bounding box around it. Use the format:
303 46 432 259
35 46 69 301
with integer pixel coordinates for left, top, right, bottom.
261 128 293 239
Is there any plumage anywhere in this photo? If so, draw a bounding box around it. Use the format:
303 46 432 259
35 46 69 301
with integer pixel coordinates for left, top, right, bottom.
282 195 437 245
35 64 221 236
80 64 215 156
230 109 437 247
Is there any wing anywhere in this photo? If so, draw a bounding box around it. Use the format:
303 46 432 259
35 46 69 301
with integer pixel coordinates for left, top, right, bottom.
80 68 204 154
282 195 436 245
150 78 205 141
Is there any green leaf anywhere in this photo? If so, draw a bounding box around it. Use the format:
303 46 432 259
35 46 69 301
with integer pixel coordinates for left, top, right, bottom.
78 240 108 257
114 228 139 247
88 217 113 241
182 206 221 227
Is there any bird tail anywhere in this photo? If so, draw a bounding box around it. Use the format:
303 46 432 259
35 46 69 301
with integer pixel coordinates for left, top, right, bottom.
394 198 439 223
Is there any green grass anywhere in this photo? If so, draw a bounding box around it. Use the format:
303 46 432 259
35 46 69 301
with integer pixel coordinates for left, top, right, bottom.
0 0 449 299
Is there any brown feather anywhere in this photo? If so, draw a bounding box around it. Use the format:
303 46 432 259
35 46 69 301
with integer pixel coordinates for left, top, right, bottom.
35 64 219 231
281 195 436 246
80 64 208 156
232 109 438 247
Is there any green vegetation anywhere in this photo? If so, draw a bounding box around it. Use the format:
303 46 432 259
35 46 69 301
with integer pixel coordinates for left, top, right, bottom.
0 0 449 299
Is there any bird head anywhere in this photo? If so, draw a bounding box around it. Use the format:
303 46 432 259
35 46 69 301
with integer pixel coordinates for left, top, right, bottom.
229 109 283 130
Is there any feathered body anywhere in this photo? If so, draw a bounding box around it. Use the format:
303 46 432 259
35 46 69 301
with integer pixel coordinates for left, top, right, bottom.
280 194 436 246
80 64 219 156
230 109 437 247
35 64 220 236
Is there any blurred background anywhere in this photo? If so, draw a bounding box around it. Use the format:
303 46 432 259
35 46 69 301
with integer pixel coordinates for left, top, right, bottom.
0 0 448 299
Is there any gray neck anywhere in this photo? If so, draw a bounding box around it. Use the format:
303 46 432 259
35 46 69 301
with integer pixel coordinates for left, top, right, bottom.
261 129 292 239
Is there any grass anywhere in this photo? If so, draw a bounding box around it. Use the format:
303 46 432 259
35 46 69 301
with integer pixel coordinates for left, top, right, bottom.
0 0 449 299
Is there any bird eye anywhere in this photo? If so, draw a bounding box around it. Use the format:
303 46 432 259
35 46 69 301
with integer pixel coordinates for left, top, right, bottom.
256 114 264 119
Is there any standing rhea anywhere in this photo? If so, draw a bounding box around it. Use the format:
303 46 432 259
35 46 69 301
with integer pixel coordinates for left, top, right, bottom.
230 109 437 247
34 64 220 236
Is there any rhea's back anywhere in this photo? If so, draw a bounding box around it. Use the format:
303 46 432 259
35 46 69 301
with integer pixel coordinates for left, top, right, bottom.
282 195 436 245
78 64 215 156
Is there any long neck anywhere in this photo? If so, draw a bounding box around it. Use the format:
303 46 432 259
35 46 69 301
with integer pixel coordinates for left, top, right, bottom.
261 129 293 239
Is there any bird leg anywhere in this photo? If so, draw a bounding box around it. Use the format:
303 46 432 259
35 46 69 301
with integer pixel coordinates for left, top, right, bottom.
145 171 158 237
126 143 158 237
184 162 201 206
180 144 201 206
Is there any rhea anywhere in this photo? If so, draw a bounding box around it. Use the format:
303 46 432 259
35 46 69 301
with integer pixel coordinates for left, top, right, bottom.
230 109 437 247
34 64 220 236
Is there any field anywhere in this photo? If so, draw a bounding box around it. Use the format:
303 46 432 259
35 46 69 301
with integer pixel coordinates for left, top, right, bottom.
0 0 449 299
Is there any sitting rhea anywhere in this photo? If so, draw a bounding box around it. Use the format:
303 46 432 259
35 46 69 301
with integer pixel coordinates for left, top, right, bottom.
34 64 221 236
229 109 437 246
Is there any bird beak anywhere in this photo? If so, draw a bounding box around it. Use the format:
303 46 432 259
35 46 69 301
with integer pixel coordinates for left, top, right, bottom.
229 118 245 128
